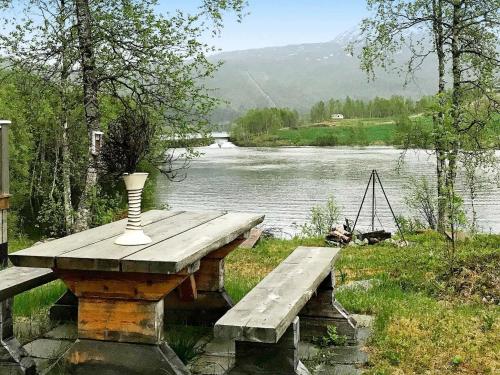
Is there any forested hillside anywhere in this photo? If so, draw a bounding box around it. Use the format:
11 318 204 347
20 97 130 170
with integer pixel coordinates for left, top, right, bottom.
209 33 437 122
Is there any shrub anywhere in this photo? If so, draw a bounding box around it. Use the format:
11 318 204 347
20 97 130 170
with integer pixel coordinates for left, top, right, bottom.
403 177 438 230
302 196 341 237
312 325 347 347
312 134 338 146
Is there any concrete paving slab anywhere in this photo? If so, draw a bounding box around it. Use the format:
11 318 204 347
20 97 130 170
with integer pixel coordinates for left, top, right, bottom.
313 363 362 375
189 355 235 375
43 324 77 341
203 338 235 357
23 339 72 359
350 314 374 328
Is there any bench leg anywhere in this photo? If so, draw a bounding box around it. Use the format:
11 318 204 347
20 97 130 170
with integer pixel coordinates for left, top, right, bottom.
1 299 37 375
299 272 358 345
1 239 37 375
229 317 310 375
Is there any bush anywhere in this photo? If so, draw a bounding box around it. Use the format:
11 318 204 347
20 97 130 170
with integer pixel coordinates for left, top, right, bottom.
404 177 437 230
312 325 347 347
302 196 341 237
312 134 338 146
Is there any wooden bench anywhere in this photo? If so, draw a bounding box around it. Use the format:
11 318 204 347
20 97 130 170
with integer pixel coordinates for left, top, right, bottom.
0 266 56 374
214 246 358 375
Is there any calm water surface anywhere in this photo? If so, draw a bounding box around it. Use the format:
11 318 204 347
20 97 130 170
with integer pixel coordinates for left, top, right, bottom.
156 147 500 236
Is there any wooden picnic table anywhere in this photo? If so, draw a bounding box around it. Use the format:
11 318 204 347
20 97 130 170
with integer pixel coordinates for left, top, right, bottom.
9 209 264 375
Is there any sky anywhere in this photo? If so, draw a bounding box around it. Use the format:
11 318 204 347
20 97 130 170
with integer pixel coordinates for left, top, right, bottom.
156 0 370 52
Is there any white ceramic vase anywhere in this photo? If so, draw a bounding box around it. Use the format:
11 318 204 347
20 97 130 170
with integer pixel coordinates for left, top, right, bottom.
115 172 152 246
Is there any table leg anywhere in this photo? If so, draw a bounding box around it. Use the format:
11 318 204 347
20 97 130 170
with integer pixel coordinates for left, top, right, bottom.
47 269 195 375
164 237 245 326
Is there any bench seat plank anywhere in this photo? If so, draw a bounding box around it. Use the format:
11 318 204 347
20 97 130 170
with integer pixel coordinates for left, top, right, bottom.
0 267 56 300
214 246 340 344
9 210 183 268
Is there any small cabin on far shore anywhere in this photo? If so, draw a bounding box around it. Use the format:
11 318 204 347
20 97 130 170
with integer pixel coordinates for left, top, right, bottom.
331 113 344 119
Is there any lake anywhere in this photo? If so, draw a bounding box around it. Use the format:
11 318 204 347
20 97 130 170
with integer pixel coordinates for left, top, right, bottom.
156 146 500 236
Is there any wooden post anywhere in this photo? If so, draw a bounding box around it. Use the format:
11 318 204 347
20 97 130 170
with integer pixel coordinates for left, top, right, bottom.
0 120 10 269
299 271 358 345
0 120 36 374
230 317 310 375
164 236 246 326
0 120 11 339
49 269 193 374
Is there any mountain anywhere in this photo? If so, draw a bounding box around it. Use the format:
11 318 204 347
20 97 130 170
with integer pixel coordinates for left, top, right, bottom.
208 31 438 122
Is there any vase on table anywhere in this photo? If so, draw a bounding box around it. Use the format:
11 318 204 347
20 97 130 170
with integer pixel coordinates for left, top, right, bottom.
115 172 152 246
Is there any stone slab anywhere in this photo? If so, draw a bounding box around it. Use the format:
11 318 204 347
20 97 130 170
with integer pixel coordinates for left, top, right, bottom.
203 338 235 357
0 363 25 375
312 363 362 375
189 355 235 375
299 342 320 361
325 346 369 365
42 324 77 341
46 339 189 375
350 314 374 328
23 339 72 360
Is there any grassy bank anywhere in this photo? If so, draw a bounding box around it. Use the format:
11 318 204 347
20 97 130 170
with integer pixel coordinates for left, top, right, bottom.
233 118 399 147
225 233 499 374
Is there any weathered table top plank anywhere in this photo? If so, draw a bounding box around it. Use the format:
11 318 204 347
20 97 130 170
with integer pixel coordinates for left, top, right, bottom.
9 210 265 275
0 267 56 300
54 211 225 272
9 210 182 268
121 212 265 274
214 246 340 344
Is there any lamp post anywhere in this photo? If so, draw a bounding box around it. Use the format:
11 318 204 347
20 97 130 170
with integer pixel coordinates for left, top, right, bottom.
0 120 10 269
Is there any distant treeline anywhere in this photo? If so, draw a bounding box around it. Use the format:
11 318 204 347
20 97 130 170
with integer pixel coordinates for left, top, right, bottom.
309 96 431 122
231 108 300 140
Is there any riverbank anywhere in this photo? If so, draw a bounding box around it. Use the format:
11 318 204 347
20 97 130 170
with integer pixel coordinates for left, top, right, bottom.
232 117 404 147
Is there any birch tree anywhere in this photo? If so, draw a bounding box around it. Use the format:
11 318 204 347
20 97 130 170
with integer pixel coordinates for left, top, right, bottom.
352 0 499 238
1 0 247 232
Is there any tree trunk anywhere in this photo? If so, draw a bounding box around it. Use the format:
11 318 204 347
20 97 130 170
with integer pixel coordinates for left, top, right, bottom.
61 119 73 233
59 0 74 234
432 0 447 233
446 0 464 260
73 0 100 232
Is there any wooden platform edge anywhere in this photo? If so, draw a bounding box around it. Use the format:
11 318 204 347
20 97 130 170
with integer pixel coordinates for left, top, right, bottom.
239 228 263 249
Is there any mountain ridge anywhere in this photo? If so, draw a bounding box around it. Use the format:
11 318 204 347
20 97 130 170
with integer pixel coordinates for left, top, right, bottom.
207 33 437 122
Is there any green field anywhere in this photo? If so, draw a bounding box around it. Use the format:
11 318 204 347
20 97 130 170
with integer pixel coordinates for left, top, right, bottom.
233 118 400 147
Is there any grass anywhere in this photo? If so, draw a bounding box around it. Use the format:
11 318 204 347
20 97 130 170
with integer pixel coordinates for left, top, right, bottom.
6 233 499 373
233 118 399 147
165 325 211 364
225 232 500 374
